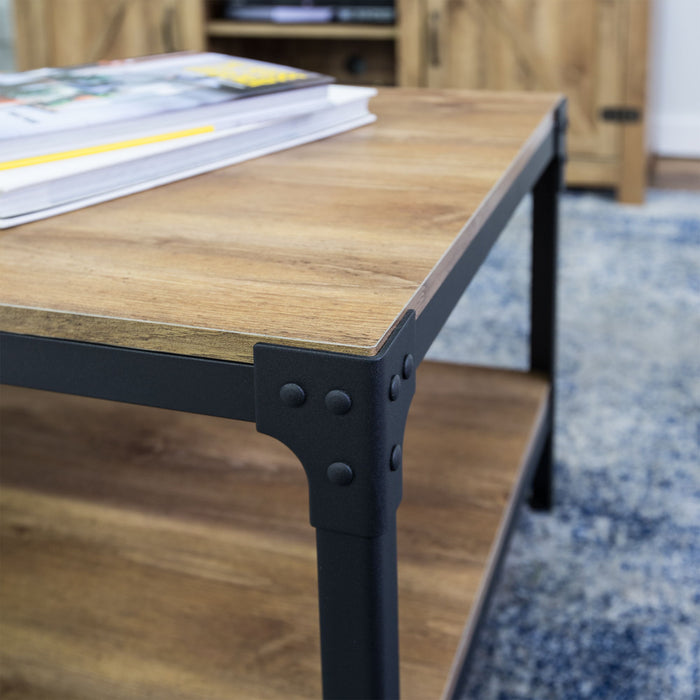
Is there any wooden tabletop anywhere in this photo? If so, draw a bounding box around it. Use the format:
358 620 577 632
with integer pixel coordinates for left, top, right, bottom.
0 89 562 364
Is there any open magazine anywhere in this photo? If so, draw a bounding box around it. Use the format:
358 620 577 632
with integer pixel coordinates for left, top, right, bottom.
1 54 377 228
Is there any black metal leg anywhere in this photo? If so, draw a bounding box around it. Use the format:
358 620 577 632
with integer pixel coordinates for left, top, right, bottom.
254 314 416 699
316 526 400 699
529 427 553 510
530 157 559 377
529 107 565 511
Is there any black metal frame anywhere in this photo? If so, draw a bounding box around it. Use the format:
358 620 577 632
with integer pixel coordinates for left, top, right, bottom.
0 100 566 700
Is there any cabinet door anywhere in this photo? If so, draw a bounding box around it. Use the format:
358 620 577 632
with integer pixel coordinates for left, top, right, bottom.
400 0 630 164
14 0 205 70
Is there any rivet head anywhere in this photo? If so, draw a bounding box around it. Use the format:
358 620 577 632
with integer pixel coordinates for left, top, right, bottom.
280 383 305 407
327 462 354 486
402 354 415 380
325 389 352 415
390 444 402 471
389 375 401 401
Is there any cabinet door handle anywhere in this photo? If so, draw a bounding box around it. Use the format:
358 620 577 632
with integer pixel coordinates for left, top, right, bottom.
161 6 178 53
429 11 441 68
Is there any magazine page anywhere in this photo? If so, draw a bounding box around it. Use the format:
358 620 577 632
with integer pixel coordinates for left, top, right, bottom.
0 52 333 139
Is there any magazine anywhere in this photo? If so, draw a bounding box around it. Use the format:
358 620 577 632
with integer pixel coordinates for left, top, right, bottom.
0 85 377 228
0 52 334 160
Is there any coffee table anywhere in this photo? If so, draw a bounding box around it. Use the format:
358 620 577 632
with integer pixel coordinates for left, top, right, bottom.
0 89 566 699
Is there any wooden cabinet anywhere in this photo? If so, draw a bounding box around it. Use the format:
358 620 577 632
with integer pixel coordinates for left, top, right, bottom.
398 0 649 202
12 0 648 201
13 0 205 69
204 1 398 86
203 0 649 201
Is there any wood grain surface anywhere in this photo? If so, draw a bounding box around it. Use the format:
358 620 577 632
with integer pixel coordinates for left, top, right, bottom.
0 362 549 699
0 90 561 363
397 0 649 201
618 0 650 204
13 0 205 70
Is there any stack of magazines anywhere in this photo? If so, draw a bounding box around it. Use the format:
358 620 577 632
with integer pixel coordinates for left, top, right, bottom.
0 52 377 228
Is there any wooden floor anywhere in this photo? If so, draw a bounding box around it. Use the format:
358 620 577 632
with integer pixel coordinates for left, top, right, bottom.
649 157 700 191
0 362 548 700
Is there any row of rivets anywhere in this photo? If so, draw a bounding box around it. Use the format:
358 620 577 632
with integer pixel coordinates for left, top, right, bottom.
390 355 411 470
389 353 414 402
279 384 352 415
280 354 413 408
388 354 410 475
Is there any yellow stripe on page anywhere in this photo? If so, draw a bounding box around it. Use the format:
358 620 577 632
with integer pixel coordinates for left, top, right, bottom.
0 125 216 171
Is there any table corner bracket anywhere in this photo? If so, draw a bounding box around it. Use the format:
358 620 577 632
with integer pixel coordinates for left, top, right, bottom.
253 312 417 538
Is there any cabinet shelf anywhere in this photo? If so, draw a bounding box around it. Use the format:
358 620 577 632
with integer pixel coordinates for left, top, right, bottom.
206 19 397 40
0 362 549 699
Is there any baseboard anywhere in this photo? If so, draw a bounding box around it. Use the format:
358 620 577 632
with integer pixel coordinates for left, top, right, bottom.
649 156 700 190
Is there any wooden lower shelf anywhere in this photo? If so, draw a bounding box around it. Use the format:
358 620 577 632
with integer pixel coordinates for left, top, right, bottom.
0 362 549 699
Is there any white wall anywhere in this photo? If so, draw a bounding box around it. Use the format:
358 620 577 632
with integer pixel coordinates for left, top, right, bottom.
648 0 700 158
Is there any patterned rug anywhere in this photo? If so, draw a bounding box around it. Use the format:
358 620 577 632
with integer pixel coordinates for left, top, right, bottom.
427 188 700 700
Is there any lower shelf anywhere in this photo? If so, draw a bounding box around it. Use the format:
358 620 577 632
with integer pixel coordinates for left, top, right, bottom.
0 362 549 699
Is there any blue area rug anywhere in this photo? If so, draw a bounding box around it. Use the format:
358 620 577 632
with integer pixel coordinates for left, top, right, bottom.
427 188 700 700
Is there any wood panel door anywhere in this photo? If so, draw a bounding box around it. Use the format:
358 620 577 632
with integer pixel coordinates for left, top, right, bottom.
14 0 205 70
398 0 649 201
